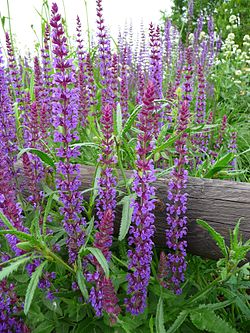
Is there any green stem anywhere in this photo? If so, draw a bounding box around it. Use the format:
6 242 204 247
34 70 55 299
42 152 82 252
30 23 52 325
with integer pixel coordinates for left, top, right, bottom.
84 0 91 52
186 276 221 306
45 248 74 274
116 140 131 195
6 0 13 47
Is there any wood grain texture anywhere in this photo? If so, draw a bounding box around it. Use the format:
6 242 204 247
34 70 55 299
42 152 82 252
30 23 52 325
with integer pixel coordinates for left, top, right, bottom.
19 164 250 260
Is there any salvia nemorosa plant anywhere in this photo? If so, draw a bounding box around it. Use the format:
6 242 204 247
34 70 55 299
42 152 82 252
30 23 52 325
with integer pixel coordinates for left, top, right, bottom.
0 0 242 330
50 3 86 264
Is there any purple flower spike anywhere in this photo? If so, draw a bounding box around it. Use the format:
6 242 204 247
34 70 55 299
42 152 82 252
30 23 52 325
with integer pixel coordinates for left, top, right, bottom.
96 0 112 105
0 48 26 255
89 275 120 321
89 104 120 320
5 33 24 107
125 81 156 315
163 99 190 294
50 3 86 263
76 16 90 127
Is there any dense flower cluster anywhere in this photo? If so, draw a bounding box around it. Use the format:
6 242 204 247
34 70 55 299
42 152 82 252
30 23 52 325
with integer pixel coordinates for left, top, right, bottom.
96 0 112 105
0 48 26 255
88 104 120 320
76 16 90 127
5 33 24 106
50 2 86 263
162 99 190 295
125 81 156 315
0 280 29 333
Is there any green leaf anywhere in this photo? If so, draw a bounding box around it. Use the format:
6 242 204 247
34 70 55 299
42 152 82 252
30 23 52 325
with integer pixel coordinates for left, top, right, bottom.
30 209 42 241
151 133 180 156
232 219 241 249
198 299 235 311
118 194 136 241
122 104 142 137
24 260 47 315
197 219 227 257
166 310 188 333
190 309 238 333
86 247 109 278
43 194 54 236
90 165 102 208
70 142 99 148
149 316 154 333
0 209 15 230
156 297 166 333
204 152 235 178
32 321 55 333
17 148 55 169
76 269 89 301
0 256 31 281
16 241 34 251
0 229 32 241
29 73 35 100
155 122 171 146
114 102 123 138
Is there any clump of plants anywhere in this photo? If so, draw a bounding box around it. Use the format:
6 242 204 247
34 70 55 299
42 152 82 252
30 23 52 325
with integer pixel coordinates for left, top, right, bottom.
0 1 249 332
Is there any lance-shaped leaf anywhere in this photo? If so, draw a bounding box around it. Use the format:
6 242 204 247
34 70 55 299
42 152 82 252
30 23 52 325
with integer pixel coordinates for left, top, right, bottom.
24 260 47 315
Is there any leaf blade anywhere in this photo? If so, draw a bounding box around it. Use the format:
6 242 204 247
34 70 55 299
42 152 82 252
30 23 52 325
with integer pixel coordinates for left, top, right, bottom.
24 260 47 315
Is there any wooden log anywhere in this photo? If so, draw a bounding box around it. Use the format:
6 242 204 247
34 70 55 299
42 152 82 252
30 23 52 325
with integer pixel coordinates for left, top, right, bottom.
19 165 250 260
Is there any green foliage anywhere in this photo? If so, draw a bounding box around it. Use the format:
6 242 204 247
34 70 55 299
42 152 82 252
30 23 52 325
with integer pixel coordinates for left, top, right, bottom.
24 261 48 315
85 247 110 278
118 194 136 241
190 308 238 333
0 256 31 281
197 219 228 257
17 147 56 170
156 297 167 333
167 0 250 46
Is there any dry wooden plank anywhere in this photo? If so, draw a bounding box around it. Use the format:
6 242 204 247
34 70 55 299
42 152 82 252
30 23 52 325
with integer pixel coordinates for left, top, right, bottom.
18 164 250 260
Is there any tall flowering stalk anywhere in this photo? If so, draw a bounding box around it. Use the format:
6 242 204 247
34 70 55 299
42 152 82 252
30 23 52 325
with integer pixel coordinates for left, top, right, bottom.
110 53 118 109
149 23 163 137
0 48 26 255
88 104 120 320
192 60 207 164
162 99 189 294
76 16 90 127
119 46 129 120
50 3 86 264
95 104 117 260
149 23 162 99
164 19 172 70
86 53 97 111
125 82 156 315
40 23 53 135
229 131 237 169
5 32 24 107
96 0 112 105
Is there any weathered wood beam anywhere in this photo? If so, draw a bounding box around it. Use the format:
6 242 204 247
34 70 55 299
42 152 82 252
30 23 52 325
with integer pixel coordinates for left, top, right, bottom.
20 165 250 260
